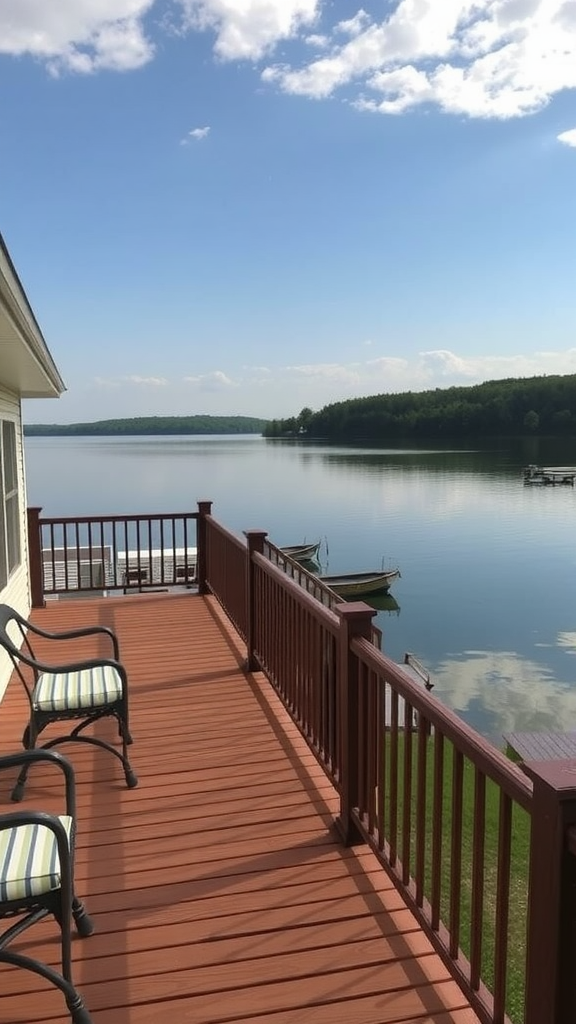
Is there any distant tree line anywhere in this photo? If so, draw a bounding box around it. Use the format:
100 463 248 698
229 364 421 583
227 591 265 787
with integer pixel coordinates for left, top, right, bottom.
263 375 576 441
24 415 269 437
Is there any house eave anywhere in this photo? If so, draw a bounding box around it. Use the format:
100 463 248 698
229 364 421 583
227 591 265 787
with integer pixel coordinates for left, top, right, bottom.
0 234 66 399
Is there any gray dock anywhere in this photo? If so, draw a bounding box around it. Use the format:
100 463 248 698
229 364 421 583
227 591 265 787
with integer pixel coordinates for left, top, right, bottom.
504 730 576 763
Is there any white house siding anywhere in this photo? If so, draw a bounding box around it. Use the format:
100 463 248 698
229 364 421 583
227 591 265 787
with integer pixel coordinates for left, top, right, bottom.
0 386 30 700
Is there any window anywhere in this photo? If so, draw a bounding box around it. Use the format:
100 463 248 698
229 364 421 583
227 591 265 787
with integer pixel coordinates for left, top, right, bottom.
0 420 21 589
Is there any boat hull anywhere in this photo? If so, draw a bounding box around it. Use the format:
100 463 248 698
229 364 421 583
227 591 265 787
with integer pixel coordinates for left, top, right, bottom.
280 541 321 562
318 569 400 597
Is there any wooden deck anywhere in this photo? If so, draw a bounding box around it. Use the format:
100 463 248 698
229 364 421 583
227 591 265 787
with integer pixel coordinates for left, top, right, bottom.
0 592 480 1024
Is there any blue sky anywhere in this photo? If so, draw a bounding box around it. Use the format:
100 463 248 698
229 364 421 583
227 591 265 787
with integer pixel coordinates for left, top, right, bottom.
1 0 575 424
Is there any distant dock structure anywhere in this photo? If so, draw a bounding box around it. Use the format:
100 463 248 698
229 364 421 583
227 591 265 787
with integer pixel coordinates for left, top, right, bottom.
523 464 576 486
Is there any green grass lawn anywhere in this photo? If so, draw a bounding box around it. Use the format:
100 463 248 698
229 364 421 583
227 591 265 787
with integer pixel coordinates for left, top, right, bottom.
380 733 530 1024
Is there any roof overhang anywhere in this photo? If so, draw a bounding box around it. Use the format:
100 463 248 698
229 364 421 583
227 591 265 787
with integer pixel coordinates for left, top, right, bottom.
0 234 66 399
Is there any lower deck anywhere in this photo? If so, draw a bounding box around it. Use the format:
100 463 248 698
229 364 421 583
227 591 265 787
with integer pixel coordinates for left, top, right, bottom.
1 592 479 1023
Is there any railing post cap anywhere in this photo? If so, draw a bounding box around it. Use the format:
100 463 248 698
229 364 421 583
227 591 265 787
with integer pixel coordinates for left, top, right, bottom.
523 757 576 796
336 602 376 622
244 530 268 539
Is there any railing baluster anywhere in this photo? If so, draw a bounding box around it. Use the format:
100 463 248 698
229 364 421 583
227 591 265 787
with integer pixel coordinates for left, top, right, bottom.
493 791 512 1023
389 688 399 868
431 730 444 932
470 768 486 990
450 747 464 959
415 716 428 906
402 699 413 884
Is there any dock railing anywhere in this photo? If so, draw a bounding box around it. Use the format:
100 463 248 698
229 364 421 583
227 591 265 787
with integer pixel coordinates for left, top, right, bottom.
28 506 199 604
27 501 576 1023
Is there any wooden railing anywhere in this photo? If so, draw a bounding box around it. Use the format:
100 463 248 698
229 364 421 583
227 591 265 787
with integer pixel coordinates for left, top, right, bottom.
28 506 199 604
251 548 342 781
27 502 576 1022
203 522 576 1024
202 512 248 641
345 628 533 1024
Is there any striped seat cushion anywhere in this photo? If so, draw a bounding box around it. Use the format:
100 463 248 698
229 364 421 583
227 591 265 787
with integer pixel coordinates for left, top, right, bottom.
0 816 73 902
33 665 123 713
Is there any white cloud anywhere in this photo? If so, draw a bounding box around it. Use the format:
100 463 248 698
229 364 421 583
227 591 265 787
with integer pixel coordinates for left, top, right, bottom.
3 1 575 122
182 125 211 143
184 371 236 390
0 1 156 74
126 375 168 385
558 127 576 147
263 1 576 120
177 0 320 60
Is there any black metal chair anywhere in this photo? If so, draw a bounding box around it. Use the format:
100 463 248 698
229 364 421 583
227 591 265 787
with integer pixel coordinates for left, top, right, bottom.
0 603 137 802
0 749 94 1023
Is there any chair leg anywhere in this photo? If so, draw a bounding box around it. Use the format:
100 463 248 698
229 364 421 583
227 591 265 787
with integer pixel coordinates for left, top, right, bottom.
12 723 38 801
72 896 95 938
0 951 93 1024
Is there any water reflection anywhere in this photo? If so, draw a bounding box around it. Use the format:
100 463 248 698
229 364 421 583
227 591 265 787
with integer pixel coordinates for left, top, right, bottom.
362 593 401 616
432 650 576 746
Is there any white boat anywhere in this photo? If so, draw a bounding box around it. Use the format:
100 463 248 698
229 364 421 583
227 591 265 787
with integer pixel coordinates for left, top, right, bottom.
318 568 400 597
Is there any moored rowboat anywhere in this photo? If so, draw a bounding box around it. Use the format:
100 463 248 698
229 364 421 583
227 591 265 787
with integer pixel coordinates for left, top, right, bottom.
280 540 321 562
318 568 400 597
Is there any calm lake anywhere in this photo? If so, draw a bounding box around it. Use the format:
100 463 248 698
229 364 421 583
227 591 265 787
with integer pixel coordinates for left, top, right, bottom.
24 433 576 746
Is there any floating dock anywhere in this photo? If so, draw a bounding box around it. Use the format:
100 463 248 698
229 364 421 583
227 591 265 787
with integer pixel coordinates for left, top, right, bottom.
523 464 576 485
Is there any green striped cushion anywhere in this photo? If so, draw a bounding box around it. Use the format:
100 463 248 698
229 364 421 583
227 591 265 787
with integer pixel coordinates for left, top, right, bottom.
0 816 73 902
33 665 123 713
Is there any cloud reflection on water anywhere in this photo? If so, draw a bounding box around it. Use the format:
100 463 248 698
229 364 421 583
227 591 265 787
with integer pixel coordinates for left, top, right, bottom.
433 649 576 744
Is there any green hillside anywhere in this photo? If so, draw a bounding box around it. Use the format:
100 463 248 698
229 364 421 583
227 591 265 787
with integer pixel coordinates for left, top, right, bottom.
24 415 269 437
264 374 576 440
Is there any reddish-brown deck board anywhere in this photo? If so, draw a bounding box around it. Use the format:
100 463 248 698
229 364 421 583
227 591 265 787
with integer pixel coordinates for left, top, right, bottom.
0 592 480 1024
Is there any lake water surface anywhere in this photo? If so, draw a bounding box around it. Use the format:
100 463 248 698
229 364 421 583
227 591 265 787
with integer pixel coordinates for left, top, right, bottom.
25 433 576 745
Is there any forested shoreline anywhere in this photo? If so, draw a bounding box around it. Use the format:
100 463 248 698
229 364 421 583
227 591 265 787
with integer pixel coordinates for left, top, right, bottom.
263 374 576 440
24 415 269 436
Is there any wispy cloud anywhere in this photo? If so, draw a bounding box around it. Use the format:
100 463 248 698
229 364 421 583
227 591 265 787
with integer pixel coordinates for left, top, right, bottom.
38 346 576 422
181 125 211 144
126 375 168 386
558 128 576 148
183 371 236 390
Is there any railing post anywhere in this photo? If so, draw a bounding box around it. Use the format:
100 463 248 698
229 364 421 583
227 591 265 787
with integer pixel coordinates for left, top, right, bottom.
524 759 576 1024
244 530 267 673
27 506 45 609
334 601 376 847
196 500 212 595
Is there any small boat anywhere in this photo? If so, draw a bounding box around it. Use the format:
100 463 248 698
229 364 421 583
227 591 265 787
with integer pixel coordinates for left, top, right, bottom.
318 567 400 597
280 540 321 562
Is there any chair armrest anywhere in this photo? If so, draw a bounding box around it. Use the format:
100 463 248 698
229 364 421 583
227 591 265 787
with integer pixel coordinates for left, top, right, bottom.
24 620 120 660
0 751 76 817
